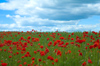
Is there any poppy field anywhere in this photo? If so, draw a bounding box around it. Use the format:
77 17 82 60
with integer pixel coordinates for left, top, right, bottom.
0 30 100 66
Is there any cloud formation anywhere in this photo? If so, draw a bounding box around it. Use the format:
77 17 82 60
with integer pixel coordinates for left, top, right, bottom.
1 0 100 20
0 0 100 32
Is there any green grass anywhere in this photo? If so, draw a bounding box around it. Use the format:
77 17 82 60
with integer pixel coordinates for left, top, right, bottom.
0 31 100 66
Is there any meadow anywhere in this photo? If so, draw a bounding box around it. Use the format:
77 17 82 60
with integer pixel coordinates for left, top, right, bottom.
0 30 100 66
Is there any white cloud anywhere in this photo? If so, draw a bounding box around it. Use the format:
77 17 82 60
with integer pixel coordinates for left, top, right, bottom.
6 14 11 18
1 0 100 20
0 0 100 32
0 23 16 28
0 23 99 32
50 24 98 32
6 15 79 26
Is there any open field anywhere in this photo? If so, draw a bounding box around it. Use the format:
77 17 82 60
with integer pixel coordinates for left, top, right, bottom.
0 30 100 66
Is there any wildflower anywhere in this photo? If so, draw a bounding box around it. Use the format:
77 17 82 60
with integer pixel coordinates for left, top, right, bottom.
43 61 46 63
32 57 35 60
0 49 2 51
82 62 86 66
88 59 92 63
22 48 26 51
17 60 21 63
27 36 31 39
40 51 45 56
79 52 82 56
67 50 71 54
85 47 88 50
16 52 19 55
34 51 37 54
38 59 42 62
54 59 58 62
52 62 54 65
1 60 3 62
71 33 74 35
89 45 94 49
47 56 54 60
23 62 27 65
57 50 62 56
47 38 49 40
40 46 43 49
98 45 100 49
9 55 12 58
71 38 74 40
45 47 49 54
4 49 6 52
21 56 24 58
19 64 22 66
65 42 69 45
32 61 34 63
1 63 7 66
78 50 80 52
59 37 64 40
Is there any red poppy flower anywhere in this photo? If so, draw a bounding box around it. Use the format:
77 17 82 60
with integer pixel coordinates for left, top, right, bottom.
1 63 7 66
45 48 49 54
47 56 54 60
0 49 2 51
22 48 26 51
32 61 34 63
71 38 74 40
19 64 22 66
47 38 49 40
79 52 82 56
40 51 45 56
4 49 6 52
88 59 92 63
57 50 62 56
9 55 12 58
27 36 31 39
40 46 43 49
85 47 87 50
71 33 74 35
59 37 64 40
16 52 19 55
1 60 3 62
21 56 24 58
93 43 98 48
82 62 86 66
70 42 74 44
32 57 35 60
38 59 42 62
78 50 80 52
23 62 27 65
34 51 37 54
67 50 71 54
98 45 100 49
65 42 69 45
54 59 58 62
52 62 54 65
17 60 21 63
89 45 94 49
0 44 3 47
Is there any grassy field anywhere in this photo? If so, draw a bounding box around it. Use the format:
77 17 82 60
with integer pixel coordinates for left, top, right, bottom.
0 30 100 66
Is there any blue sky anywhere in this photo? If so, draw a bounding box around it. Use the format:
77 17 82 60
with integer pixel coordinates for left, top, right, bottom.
0 0 100 32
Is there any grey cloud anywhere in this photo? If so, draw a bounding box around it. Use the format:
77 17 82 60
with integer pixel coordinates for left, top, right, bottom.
1 0 100 21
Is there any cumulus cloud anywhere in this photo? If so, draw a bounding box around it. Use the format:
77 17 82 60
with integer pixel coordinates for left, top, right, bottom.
1 0 100 20
6 14 12 18
7 15 79 26
0 23 99 32
50 24 99 32
0 0 100 32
